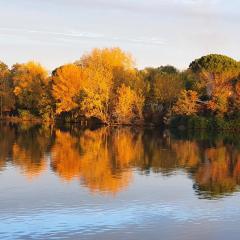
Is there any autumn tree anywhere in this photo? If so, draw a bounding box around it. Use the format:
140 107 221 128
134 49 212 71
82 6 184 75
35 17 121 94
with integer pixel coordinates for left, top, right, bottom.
112 67 146 98
172 90 200 116
76 47 135 124
113 84 144 124
0 62 15 117
11 61 52 118
52 64 85 115
189 54 240 116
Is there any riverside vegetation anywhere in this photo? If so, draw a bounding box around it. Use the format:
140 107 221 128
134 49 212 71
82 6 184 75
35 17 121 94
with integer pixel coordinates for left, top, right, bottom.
1 48 240 129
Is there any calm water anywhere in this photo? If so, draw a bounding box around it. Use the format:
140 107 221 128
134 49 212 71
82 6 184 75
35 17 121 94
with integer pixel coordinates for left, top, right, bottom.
0 123 240 240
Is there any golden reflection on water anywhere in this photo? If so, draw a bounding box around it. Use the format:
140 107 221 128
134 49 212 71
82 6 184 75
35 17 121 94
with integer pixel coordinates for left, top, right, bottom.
1 122 240 198
51 129 133 194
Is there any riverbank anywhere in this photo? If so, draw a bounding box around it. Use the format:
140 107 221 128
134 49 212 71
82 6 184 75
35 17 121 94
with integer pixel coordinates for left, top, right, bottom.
0 116 148 128
0 116 43 124
170 116 240 131
2 114 240 131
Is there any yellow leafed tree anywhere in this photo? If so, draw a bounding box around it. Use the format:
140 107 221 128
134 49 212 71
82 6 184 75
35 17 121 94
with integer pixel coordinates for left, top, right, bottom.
77 48 135 123
113 84 144 124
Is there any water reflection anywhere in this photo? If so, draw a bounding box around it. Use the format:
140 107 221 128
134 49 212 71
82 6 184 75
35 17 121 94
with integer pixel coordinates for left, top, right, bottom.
12 124 53 179
0 122 240 198
51 128 138 194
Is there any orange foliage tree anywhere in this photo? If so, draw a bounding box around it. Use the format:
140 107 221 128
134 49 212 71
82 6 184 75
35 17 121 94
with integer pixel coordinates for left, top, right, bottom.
52 64 85 115
172 90 200 116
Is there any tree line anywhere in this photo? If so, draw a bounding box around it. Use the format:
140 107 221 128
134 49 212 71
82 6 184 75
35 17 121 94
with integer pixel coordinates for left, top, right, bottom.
0 47 240 127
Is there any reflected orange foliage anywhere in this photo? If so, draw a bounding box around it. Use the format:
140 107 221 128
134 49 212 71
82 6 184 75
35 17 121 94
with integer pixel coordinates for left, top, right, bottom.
1 122 240 198
0 125 15 170
195 146 236 195
51 130 82 181
12 144 46 179
111 128 143 168
51 128 135 194
172 140 200 168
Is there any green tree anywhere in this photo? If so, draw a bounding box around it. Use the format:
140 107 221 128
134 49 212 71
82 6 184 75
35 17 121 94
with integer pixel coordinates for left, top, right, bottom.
189 54 240 96
142 66 183 124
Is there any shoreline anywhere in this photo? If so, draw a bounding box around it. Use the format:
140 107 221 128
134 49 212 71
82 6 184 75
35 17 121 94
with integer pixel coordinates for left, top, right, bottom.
1 116 240 131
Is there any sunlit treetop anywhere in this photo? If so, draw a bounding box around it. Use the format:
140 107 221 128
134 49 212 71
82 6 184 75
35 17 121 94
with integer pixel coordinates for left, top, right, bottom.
78 47 135 70
12 61 48 88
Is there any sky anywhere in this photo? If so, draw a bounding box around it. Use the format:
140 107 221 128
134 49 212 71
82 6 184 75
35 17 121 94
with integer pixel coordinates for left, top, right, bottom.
0 0 239 71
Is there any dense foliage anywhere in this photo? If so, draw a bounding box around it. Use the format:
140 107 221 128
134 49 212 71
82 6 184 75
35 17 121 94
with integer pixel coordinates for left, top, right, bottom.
0 49 240 127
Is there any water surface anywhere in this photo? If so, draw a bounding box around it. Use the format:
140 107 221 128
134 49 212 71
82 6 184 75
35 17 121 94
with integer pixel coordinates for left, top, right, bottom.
0 122 240 239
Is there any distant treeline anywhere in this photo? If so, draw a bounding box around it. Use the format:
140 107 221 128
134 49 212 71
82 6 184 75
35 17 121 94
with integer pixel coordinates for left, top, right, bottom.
0 48 240 128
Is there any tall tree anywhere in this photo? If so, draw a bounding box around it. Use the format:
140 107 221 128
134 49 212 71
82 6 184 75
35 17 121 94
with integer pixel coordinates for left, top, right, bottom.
189 54 240 115
0 62 15 117
11 61 50 117
189 54 240 96
52 64 85 114
142 66 183 123
77 47 135 124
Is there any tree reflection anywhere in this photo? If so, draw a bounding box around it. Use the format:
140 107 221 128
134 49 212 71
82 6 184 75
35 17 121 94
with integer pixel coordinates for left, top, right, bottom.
0 122 15 170
167 132 240 198
1 123 240 198
51 128 137 194
193 144 240 198
10 123 52 179
139 130 240 198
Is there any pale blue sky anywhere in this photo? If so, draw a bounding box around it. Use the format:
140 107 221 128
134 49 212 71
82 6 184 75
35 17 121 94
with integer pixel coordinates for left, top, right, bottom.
0 0 239 70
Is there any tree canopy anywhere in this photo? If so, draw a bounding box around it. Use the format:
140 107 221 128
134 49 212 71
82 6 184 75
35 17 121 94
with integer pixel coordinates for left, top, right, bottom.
0 50 240 125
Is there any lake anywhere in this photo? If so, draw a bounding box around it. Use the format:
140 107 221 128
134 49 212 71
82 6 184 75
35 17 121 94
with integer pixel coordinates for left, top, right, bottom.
0 122 240 240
